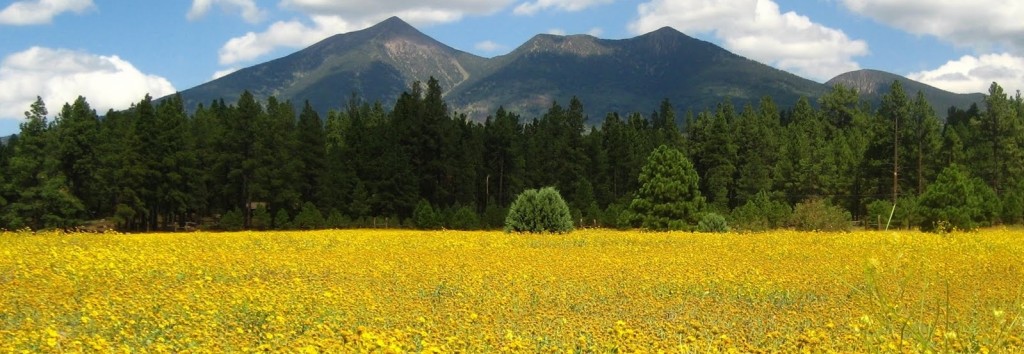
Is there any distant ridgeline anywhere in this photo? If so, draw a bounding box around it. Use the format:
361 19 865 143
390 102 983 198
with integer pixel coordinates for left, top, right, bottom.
0 77 1021 233
171 17 981 127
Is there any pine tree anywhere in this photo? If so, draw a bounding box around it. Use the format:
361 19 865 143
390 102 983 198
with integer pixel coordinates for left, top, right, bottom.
627 145 705 230
2 97 84 229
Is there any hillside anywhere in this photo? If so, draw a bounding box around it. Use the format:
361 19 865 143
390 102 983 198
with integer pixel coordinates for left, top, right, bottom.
174 17 981 122
826 69 985 117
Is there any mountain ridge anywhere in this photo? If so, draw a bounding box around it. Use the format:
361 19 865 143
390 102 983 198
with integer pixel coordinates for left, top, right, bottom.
826 69 985 116
174 17 983 121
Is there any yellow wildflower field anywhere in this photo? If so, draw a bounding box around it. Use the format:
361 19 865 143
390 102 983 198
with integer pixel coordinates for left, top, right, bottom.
1 229 1022 352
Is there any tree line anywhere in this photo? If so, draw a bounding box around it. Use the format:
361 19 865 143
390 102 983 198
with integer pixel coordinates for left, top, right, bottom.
1 77 1022 232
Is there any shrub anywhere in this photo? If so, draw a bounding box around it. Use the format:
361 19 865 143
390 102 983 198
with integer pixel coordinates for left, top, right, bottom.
481 199 507 230
730 191 791 231
447 204 481 230
865 196 920 230
504 187 574 233
325 209 350 229
697 213 729 233
918 164 1000 232
789 198 852 231
412 200 442 230
293 202 325 229
219 209 244 231
273 209 291 230
251 206 271 230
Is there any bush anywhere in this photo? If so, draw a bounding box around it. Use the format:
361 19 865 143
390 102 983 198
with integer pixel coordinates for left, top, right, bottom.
273 209 291 230
918 164 1000 232
251 206 271 230
481 199 507 230
412 199 442 230
325 209 350 229
697 213 729 233
447 204 481 230
864 196 920 230
789 198 852 231
504 187 574 233
219 209 244 231
730 191 791 231
293 202 325 229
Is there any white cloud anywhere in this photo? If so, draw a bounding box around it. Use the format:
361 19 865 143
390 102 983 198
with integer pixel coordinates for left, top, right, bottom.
474 40 506 53
629 0 869 81
908 53 1024 94
0 0 93 25
218 15 359 65
0 47 176 121
840 0 1024 54
587 27 603 37
187 0 266 24
211 67 239 80
547 28 567 36
513 0 613 15
219 1 515 66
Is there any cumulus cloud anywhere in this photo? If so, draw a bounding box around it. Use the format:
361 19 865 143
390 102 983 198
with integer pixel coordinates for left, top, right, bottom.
474 40 506 53
0 47 176 121
218 15 359 65
513 0 614 15
0 0 93 25
547 28 567 35
218 0 514 66
840 0 1024 54
587 27 603 37
908 53 1024 94
211 67 239 80
629 0 869 81
187 0 265 24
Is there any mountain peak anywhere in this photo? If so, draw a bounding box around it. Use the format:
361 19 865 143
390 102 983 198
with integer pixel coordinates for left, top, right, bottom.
515 33 613 57
827 69 984 117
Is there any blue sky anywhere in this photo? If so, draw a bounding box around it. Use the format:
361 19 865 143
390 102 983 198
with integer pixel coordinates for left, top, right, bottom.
2 0 1023 136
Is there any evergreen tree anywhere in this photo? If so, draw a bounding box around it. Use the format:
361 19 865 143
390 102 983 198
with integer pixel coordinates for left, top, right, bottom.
483 107 524 207
2 97 83 229
627 145 705 230
734 99 781 205
918 164 1000 232
52 96 101 218
296 100 327 206
293 201 325 229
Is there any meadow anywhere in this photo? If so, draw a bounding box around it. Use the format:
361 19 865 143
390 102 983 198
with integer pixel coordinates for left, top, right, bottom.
0 229 1022 352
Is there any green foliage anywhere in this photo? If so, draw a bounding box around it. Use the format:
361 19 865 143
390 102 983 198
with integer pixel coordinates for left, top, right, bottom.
273 209 291 230
504 187 574 233
730 191 791 232
789 198 852 232
697 213 729 233
325 209 350 229
251 206 271 230
627 145 705 230
219 209 244 231
293 202 325 229
412 200 443 230
481 200 507 230
865 196 920 230
918 164 1000 232
446 205 480 230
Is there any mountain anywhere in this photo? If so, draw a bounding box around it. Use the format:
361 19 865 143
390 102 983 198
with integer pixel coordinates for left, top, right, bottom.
175 17 981 122
178 17 488 113
826 69 985 117
448 27 826 119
